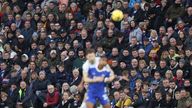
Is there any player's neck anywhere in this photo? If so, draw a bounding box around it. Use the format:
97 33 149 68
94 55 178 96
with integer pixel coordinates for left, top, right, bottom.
98 65 103 70
89 59 96 64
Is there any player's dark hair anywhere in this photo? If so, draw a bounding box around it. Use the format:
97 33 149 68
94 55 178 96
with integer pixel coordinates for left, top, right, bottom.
86 49 95 55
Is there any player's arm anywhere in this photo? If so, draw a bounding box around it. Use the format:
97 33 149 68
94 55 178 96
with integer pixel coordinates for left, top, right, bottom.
104 65 115 83
83 71 104 83
83 62 103 83
83 71 94 83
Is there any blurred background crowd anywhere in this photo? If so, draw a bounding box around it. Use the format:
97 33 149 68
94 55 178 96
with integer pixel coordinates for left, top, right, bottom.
0 0 192 108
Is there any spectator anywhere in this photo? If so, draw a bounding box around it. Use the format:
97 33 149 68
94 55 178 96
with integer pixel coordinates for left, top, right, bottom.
129 36 141 51
138 89 151 107
61 82 70 94
58 91 72 107
154 0 169 30
101 29 117 55
184 27 192 49
33 70 50 95
129 69 140 92
182 6 192 25
115 91 132 108
56 64 70 87
16 81 34 108
177 89 192 108
0 62 9 81
111 91 120 107
142 37 153 55
157 59 169 77
21 20 34 43
164 93 175 108
43 84 60 108
0 0 192 107
129 21 143 43
22 3 35 20
141 68 152 83
0 91 14 108
69 93 82 108
48 65 57 86
110 80 122 95
70 68 82 86
174 69 184 88
166 0 185 27
132 3 144 23
7 82 18 106
73 49 86 70
149 90 166 108
184 79 192 97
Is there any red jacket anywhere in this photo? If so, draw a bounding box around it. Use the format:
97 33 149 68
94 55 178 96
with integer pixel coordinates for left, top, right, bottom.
46 90 60 107
0 12 3 22
173 77 184 88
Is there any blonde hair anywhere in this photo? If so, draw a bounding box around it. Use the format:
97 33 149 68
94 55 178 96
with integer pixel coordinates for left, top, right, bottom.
3 43 11 51
149 50 157 57
165 70 173 79
2 5 12 14
139 59 147 69
150 29 158 38
161 50 169 59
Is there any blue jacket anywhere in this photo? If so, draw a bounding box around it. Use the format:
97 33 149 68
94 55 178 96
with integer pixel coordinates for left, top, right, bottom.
129 75 139 91
129 0 141 8
21 28 34 43
142 43 153 55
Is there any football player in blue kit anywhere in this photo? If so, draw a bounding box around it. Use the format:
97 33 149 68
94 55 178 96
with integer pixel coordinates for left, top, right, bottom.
83 49 115 108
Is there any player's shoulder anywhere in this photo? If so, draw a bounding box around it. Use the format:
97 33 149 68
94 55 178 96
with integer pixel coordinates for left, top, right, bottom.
83 60 92 73
83 60 89 68
103 64 111 72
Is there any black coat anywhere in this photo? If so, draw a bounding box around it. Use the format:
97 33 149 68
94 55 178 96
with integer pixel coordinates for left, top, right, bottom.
157 66 169 77
48 72 57 86
70 100 82 108
56 71 70 86
132 9 145 23
154 5 169 29
164 99 175 108
149 99 166 108
58 100 72 108
112 66 121 76
8 88 19 106
70 76 82 86
64 57 76 75
0 98 14 108
138 97 151 108
0 69 10 79
17 87 34 108
33 79 50 92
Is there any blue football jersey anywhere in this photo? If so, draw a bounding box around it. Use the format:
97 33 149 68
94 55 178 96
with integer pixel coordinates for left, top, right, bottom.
87 67 110 93
83 57 110 92
82 57 111 105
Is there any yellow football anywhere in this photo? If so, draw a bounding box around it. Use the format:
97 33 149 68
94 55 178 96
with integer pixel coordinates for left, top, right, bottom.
111 9 124 22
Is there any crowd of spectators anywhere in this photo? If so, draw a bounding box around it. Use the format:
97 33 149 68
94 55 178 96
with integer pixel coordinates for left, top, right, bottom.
0 0 192 108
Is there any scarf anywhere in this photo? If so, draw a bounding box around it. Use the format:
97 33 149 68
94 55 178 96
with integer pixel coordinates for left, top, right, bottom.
19 89 26 100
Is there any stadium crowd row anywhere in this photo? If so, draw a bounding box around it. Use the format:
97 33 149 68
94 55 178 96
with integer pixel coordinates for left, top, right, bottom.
0 0 192 108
